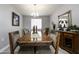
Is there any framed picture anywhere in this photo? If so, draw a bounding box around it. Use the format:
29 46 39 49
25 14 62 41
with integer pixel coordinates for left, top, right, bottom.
12 12 20 26
58 10 72 31
58 10 72 28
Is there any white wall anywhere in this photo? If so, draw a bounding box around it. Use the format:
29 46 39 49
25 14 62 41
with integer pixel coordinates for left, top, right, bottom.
50 4 79 30
23 16 50 31
0 5 23 51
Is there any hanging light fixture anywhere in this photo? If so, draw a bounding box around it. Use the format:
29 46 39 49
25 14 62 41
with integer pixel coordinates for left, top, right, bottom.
31 4 39 17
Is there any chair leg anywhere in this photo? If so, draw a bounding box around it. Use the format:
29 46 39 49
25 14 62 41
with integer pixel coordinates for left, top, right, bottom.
55 48 58 54
55 50 58 54
11 51 14 54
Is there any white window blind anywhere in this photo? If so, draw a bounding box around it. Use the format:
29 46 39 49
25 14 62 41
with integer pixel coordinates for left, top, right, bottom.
31 18 42 30
31 18 42 37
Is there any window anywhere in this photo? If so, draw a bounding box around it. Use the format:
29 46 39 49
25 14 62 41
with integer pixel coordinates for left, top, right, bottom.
31 18 42 30
31 18 42 37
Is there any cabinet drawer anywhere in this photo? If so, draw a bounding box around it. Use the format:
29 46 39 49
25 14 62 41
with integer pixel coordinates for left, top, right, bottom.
64 33 73 38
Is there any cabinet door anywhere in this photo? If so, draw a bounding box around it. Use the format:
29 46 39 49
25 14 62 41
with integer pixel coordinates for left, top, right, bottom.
64 33 74 53
60 32 75 53
73 35 79 53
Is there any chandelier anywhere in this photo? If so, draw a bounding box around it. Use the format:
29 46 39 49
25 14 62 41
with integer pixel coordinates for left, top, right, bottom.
31 4 39 17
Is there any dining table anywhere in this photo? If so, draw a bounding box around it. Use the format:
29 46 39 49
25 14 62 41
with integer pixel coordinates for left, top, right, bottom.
17 32 53 54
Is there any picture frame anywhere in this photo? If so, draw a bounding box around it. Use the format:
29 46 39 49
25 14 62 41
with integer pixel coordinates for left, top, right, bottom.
12 12 20 26
58 10 72 31
58 10 72 28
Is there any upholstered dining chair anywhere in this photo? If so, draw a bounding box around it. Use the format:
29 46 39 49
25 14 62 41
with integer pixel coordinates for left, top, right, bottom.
54 32 60 54
23 29 29 35
9 31 20 54
50 32 60 54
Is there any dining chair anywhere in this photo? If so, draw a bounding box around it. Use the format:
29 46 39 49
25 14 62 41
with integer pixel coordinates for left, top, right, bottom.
54 32 60 54
51 32 60 54
9 31 20 54
23 29 29 35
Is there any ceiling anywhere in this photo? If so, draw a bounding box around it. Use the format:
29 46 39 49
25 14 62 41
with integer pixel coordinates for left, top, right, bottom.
11 4 61 16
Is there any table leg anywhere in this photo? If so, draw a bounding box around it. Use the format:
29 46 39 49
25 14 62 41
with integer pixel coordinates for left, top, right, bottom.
34 46 36 54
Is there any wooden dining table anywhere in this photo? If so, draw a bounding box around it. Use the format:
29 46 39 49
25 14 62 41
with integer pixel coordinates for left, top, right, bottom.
17 32 53 54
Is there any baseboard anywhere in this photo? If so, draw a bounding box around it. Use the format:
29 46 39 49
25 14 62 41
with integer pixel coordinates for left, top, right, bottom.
0 44 9 53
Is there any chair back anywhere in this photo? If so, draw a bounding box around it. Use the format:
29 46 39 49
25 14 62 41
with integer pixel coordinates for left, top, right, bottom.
23 29 29 35
55 32 60 54
9 31 20 54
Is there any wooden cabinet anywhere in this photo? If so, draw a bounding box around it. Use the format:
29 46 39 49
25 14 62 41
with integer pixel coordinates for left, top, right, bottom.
59 31 79 53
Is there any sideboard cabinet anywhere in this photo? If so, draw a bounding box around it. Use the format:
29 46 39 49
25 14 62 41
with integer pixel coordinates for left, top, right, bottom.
59 31 79 54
